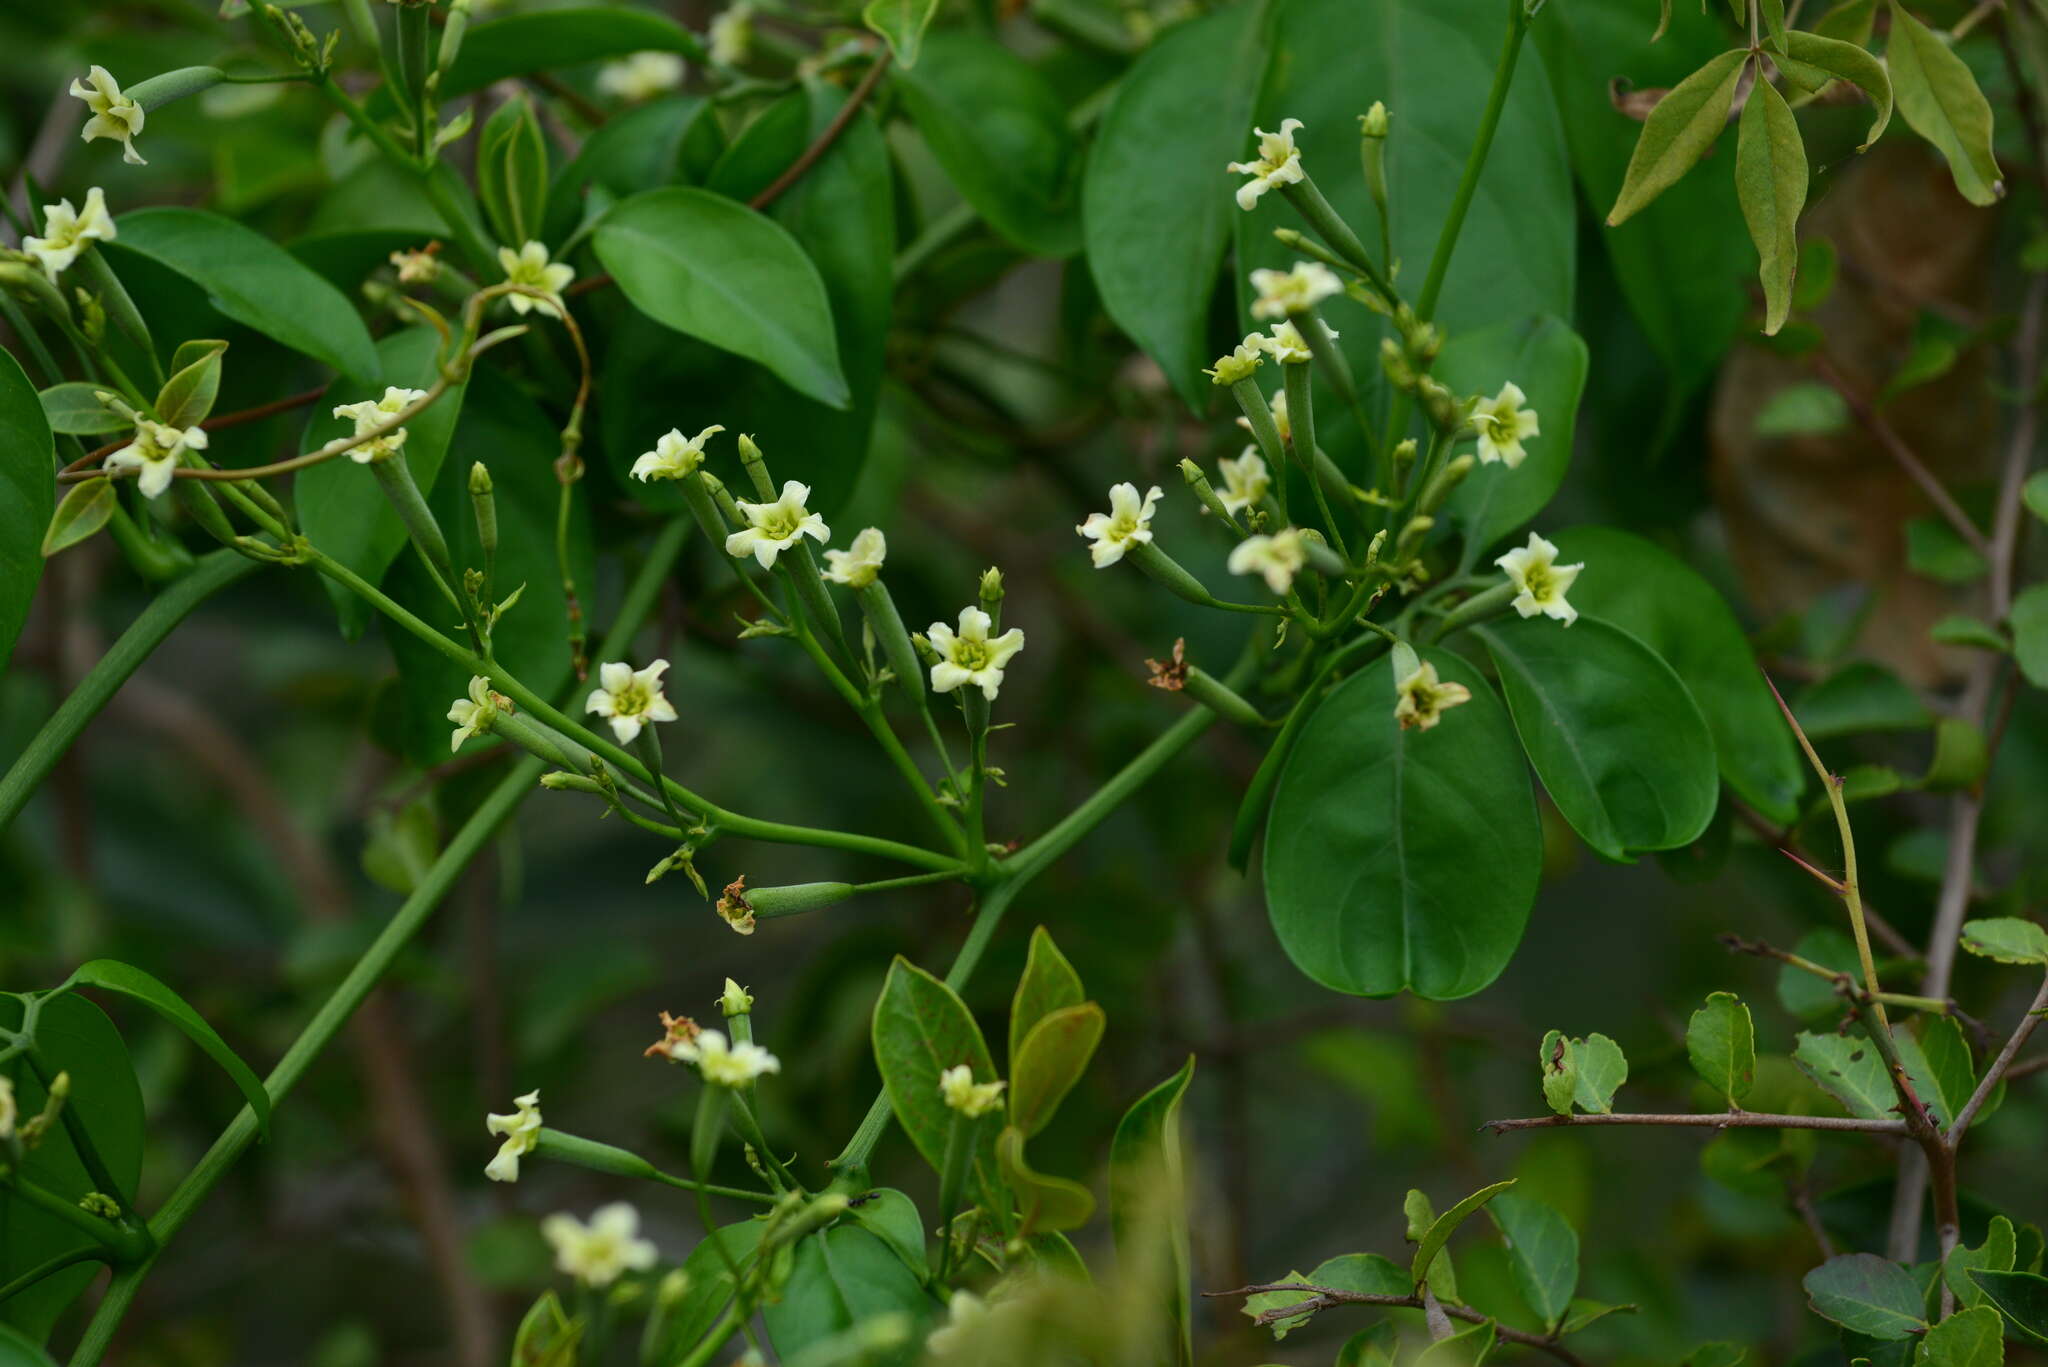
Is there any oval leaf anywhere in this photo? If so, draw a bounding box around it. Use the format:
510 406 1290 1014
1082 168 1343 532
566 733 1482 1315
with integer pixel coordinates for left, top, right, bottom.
1110 1058 1195 1367
1410 1179 1516 1289
436 7 704 100
1008 1002 1104 1139
870 955 996 1175
37 382 127 436
1734 75 1808 336
1781 30 1892 148
1010 924 1085 1068
1686 991 1756 1106
1886 0 2002 206
761 1225 933 1356
1489 1193 1580 1330
862 0 940 67
1804 1253 1928 1340
1608 49 1749 224
62 959 270 1139
41 477 114 559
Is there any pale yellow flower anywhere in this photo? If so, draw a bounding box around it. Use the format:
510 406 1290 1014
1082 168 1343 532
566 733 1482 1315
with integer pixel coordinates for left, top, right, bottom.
1076 482 1161 568
1394 660 1472 731
1495 532 1582 625
1249 261 1342 321
631 424 724 483
1227 528 1306 594
927 607 1025 701
541 1203 659 1287
585 658 679 744
484 1089 542 1182
71 66 145 164
725 480 829 569
1227 118 1306 211
1471 382 1540 468
23 188 116 281
937 1064 1006 1118
823 526 887 587
497 240 574 318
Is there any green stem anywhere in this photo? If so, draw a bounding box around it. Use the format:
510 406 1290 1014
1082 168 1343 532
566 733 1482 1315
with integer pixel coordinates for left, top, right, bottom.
4 1176 125 1250
312 74 494 271
0 1247 106 1305
1414 0 1529 322
23 1052 133 1224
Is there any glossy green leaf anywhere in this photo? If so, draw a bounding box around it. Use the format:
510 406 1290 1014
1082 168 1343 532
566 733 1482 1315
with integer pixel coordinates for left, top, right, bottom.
847 1187 927 1278
1265 649 1539 999
1438 316 1589 552
1967 1270 2048 1343
436 8 704 100
1886 0 2002 206
0 351 53 672
0 1325 60 1366
1916 1305 2004 1367
298 328 469 639
1907 518 1989 585
1083 0 1273 405
111 208 379 380
62 959 269 1139
40 478 113 559
1010 925 1086 1069
154 339 227 429
38 382 127 436
1958 917 2048 965
1735 76 1808 336
1110 1057 1194 1367
647 1221 769 1361
1539 1030 1579 1116
1608 50 1748 224
1008 1002 1104 1139
1904 1015 1975 1129
997 1125 1095 1233
1489 1193 1579 1329
1686 992 1756 1106
1249 1253 1408 1340
2012 584 2048 689
1805 1254 1928 1340
761 1225 934 1355
594 187 848 409
872 955 997 1175
542 97 723 243
1411 1180 1516 1289
1573 1033 1628 1114
862 0 940 66
1778 929 1859 1020
1782 31 1891 148
1477 615 1718 859
1944 1217 2016 1312
1792 1029 1894 1120
894 33 1079 258
476 92 550 249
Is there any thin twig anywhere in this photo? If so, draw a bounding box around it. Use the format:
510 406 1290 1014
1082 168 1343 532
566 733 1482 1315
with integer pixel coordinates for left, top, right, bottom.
59 384 332 477
1205 1284 1593 1367
1949 971 2048 1144
1482 1111 1909 1134
1810 352 1992 559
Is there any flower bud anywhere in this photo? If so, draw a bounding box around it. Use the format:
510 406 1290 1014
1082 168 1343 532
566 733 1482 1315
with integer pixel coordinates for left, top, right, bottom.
736 433 775 500
1392 437 1418 471
741 882 857 918
539 771 603 792
1179 459 1234 524
720 977 754 1017
1297 529 1348 578
1379 337 1416 392
1125 540 1215 607
1396 515 1435 561
978 565 1004 612
469 461 497 556
1419 376 1466 434
1359 101 1390 140
1416 453 1475 514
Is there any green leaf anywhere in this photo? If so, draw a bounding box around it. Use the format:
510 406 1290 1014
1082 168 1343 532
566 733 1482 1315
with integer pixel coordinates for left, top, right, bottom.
760 1225 935 1357
894 33 1080 258
594 187 849 409
1944 1217 2016 1312
1968 1269 2048 1343
476 92 550 248
0 1324 60 1366
1488 1193 1579 1329
1805 1254 1929 1340
61 959 270 1139
1958 917 2048 965
542 96 724 243
1916 1305 2004 1367
2011 583 2048 689
1110 1057 1195 1367
0 351 54 672
997 1125 1096 1233
1083 0 1273 405
297 328 469 639
1687 992 1756 1105
1906 518 1989 585
1476 616 1718 860
1010 925 1086 1070
1608 50 1749 224
1779 928 1860 1020
155 339 228 429
847 1187 927 1279
1265 649 1540 999
1249 1254 1408 1340
1754 382 1849 437
2022 470 2048 524
1931 615 2006 652
1573 1033 1628 1114
1886 0 2003 206
110 208 379 380
1008 1002 1104 1139
645 1221 769 1362
1922 717 1988 793
1904 1015 1976 1129
862 0 940 67
1415 1318 1497 1366
1735 75 1809 336
1411 1180 1517 1290
0 994 144 1341
40 478 114 559
1539 1030 1579 1116
1794 662 1933 738
871 956 997 1176
1781 31 1892 147
1793 1029 1896 1120
434 7 704 100
37 382 127 436
509 1292 582 1367
1438 315 1590 552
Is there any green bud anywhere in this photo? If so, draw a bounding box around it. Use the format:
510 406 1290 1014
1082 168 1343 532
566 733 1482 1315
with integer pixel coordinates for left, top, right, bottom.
978 565 1004 610
436 0 474 76
1379 337 1416 392
1395 514 1435 561
1181 665 1266 727
739 882 857 919
1179 458 1236 524
857 579 925 700
1359 101 1391 140
911 632 940 666
1419 376 1466 434
539 771 603 792
1391 438 1418 470
469 461 497 556
736 433 775 500
79 1192 121 1219
1126 540 1215 607
698 471 745 526
720 977 755 1017
1297 529 1348 578
1416 453 1476 514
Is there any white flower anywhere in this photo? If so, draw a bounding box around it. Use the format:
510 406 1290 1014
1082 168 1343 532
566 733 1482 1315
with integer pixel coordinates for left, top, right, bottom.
103 419 207 499
708 3 754 65
333 386 429 464
823 526 887 588
927 607 1025 701
631 424 724 483
585 658 679 745
22 188 116 281
389 245 440 284
1227 118 1306 212
725 480 829 569
71 66 145 165
669 1027 781 1086
541 1203 659 1288
497 240 574 318
1394 660 1472 732
1075 482 1161 569
1249 261 1342 321
1204 333 1266 386
595 50 685 102
484 1089 542 1183
447 676 507 753
1495 532 1583 625
1227 528 1307 594
1258 320 1335 366
0 1076 14 1141
1216 449 1270 516
1471 382 1540 469
937 1064 1006 1118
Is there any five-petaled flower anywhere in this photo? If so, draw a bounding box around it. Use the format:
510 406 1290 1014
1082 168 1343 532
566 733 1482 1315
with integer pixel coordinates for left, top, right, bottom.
938 1064 1006 1118
1076 482 1162 568
23 188 116 281
1227 528 1307 594
1394 660 1472 732
1471 382 1541 469
541 1203 659 1287
498 240 574 318
586 658 679 744
1495 532 1583 625
334 386 429 464
71 67 145 164
484 1089 542 1182
823 526 887 588
631 424 724 483
104 418 207 499
1259 320 1334 366
595 51 685 103
1227 118 1306 211
726 480 829 569
927 607 1025 701
1204 334 1266 386
668 1027 781 1086
1216 449 1270 516
1249 261 1342 321
447 676 508 753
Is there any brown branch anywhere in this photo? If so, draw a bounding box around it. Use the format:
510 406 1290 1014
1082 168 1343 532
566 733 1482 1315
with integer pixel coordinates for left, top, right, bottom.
2004 1053 2048 1083
1483 1111 1909 1135
1949 970 2048 1144
1204 1283 1595 1366
60 384 332 477
1810 352 1992 559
